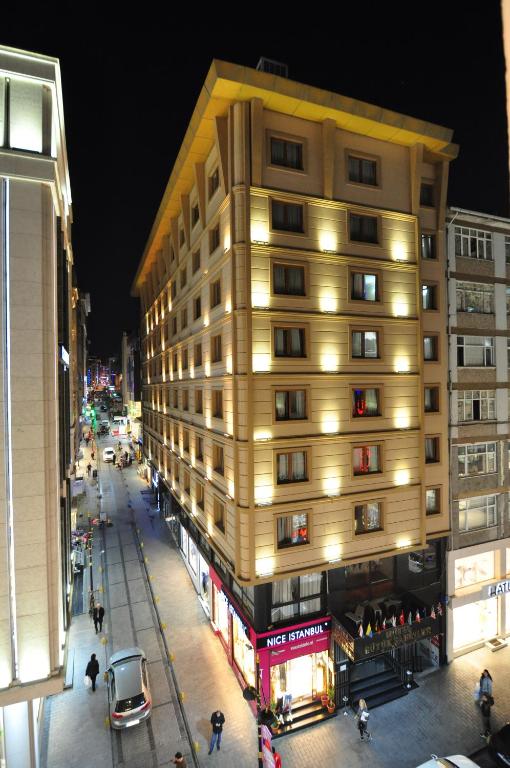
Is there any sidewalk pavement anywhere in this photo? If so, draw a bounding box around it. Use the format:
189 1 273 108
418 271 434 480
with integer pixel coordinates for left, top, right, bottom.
42 432 510 768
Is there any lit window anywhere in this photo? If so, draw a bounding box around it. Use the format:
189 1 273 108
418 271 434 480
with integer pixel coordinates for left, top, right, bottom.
352 388 380 417
457 390 495 422
457 443 497 477
275 390 306 421
351 330 379 359
458 495 497 532
277 512 309 549
423 336 438 361
353 445 381 475
274 327 306 358
351 272 378 301
354 502 382 533
276 450 308 484
426 489 440 515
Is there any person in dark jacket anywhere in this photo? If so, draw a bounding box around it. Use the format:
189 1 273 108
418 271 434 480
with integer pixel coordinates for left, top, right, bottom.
208 710 225 754
85 653 99 692
480 693 492 738
171 753 186 766
93 603 105 633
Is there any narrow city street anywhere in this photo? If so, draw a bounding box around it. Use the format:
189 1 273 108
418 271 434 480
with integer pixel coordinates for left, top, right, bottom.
39 428 510 768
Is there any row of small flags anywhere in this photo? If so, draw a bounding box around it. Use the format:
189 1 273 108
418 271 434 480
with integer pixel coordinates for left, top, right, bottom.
358 603 443 638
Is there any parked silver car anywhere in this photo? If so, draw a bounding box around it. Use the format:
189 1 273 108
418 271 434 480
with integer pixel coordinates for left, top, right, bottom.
107 647 151 729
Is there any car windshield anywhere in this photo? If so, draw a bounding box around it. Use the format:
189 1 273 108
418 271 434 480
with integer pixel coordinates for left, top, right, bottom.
116 693 145 713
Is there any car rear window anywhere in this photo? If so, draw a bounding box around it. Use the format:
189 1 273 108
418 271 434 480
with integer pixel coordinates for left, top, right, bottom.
116 693 145 713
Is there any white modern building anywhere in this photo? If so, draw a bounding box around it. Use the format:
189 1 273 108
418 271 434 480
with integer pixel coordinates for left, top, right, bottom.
0 46 74 766
446 207 510 659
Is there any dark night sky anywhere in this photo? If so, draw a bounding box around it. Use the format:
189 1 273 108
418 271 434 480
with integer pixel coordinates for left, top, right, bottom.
3 4 509 357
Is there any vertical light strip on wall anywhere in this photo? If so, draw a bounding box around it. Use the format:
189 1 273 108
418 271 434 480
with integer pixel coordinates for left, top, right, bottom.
2 177 18 681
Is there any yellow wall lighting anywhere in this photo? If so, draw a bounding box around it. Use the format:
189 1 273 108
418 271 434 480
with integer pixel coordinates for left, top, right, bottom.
394 356 410 374
393 298 409 317
253 353 271 373
255 483 273 506
251 222 269 244
323 476 341 496
394 408 410 429
224 231 231 252
391 241 407 262
395 468 410 486
322 415 340 434
226 354 233 374
319 231 337 253
325 542 342 563
255 429 272 441
320 352 339 372
319 295 337 313
225 298 232 314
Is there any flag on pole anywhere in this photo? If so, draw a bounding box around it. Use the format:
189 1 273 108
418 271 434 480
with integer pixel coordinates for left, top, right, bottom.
437 602 443 617
375 619 380 633
415 609 421 623
382 617 386 630
366 622 372 637
399 610 405 626
358 623 364 638
407 611 412 625
430 606 436 619
391 615 397 627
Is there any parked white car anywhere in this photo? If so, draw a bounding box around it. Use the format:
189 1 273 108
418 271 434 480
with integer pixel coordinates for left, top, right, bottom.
102 447 115 462
416 756 481 768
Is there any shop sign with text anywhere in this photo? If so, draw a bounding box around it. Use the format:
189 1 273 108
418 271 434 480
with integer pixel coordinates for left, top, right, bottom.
257 619 331 649
220 588 248 635
332 616 441 661
487 580 510 598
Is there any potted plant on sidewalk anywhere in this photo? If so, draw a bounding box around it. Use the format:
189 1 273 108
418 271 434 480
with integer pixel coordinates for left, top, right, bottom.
327 685 336 714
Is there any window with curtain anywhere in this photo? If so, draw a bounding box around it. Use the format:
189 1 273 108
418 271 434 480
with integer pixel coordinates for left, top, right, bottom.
351 272 377 301
273 263 305 295
349 213 378 244
458 495 497 531
424 387 439 412
351 330 378 358
425 437 439 463
422 284 437 310
274 327 306 357
275 389 306 420
426 488 440 515
421 233 436 260
458 443 496 477
270 138 304 170
348 155 377 185
423 336 438 361
352 388 380 417
277 512 309 549
354 502 382 533
276 450 308 483
353 445 380 475
271 573 323 623
272 201 304 233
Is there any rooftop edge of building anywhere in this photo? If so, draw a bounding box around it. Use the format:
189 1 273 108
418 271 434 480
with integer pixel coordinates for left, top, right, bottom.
131 58 459 295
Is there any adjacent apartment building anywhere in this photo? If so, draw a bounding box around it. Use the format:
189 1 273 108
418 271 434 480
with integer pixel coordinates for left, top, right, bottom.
132 59 457 722
446 207 510 658
0 47 74 766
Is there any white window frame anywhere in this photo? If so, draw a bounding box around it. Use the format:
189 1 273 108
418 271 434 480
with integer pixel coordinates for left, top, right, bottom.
454 226 493 260
457 336 494 367
457 390 495 422
458 495 497 532
457 442 497 477
456 281 494 314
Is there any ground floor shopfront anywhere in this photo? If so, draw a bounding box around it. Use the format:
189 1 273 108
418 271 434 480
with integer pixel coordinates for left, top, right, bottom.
209 566 332 709
447 539 510 658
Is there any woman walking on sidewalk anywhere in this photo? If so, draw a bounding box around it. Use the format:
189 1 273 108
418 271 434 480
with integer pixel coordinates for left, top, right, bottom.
356 699 371 741
85 654 99 692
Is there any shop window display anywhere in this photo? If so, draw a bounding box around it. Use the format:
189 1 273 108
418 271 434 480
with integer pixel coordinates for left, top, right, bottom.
233 614 255 687
270 650 328 705
453 599 497 650
454 551 494 590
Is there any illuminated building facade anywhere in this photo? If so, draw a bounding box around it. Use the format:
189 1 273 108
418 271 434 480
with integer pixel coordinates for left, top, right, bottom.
133 60 456 720
0 46 74 765
446 207 510 657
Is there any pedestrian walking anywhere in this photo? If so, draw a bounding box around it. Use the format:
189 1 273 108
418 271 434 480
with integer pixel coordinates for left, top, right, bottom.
91 450 95 460
479 669 493 700
86 462 92 477
93 603 105 633
85 436 90 447
356 698 371 741
85 653 99 691
171 753 186 766
272 747 282 768
208 710 225 754
480 693 492 738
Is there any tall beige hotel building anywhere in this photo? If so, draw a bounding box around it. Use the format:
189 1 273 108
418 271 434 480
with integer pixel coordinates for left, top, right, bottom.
0 47 74 765
133 59 458 725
